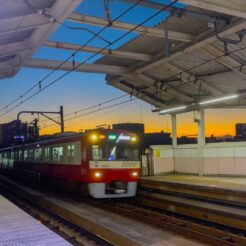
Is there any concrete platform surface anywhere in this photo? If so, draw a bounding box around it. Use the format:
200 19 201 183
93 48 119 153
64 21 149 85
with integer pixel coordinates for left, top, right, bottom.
0 195 71 246
141 174 246 192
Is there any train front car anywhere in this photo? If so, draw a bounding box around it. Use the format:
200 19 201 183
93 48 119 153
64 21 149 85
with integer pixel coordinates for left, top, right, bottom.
86 130 140 198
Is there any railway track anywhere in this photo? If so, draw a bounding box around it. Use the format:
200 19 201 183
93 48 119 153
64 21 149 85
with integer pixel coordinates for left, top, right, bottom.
1 174 246 246
139 179 246 207
89 199 246 246
0 184 112 246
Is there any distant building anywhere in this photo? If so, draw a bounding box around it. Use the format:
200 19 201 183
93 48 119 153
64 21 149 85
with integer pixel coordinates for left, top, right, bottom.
236 123 246 140
178 136 197 144
0 120 39 147
144 131 171 147
112 123 145 136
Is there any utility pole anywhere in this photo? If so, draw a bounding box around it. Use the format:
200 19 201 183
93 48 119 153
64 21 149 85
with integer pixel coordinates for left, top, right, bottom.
60 106 64 133
17 106 65 133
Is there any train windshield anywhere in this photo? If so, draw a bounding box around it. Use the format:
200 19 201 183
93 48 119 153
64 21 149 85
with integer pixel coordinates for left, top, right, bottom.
91 142 139 161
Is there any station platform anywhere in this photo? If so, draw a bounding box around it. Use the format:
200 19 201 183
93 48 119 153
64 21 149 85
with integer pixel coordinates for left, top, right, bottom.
0 174 206 246
140 174 246 205
0 194 71 246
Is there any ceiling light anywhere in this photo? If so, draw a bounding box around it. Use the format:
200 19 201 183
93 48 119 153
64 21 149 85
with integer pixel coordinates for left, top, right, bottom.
159 105 187 115
199 94 238 105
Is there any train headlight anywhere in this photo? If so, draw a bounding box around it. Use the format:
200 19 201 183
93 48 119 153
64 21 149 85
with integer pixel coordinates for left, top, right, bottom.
99 135 105 140
131 171 139 177
131 136 137 142
90 134 98 141
94 171 103 178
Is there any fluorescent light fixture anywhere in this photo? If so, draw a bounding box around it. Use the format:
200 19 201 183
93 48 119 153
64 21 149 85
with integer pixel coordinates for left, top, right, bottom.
199 94 238 105
159 105 187 114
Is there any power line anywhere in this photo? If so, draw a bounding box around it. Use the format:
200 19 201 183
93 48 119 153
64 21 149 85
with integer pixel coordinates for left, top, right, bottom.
41 97 138 129
0 0 178 118
39 93 129 123
40 62 245 131
65 99 139 129
2 0 243 121
0 0 145 114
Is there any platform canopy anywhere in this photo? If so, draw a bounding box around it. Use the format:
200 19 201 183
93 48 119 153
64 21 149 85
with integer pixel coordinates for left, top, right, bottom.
1 0 246 114
95 0 246 113
0 0 81 79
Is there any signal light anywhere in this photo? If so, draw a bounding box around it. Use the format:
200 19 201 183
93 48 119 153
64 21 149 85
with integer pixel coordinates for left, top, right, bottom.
131 136 137 142
99 135 105 140
108 134 117 140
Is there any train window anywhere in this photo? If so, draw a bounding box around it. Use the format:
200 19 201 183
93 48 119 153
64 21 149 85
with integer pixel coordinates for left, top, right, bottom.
3 152 7 166
18 151 23 161
29 149 34 161
44 147 50 161
92 145 103 160
91 142 139 161
67 144 75 162
52 146 63 163
14 151 18 161
24 150 28 161
34 148 42 161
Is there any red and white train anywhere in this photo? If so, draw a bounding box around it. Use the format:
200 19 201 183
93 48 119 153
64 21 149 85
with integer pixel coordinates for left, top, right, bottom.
0 129 140 198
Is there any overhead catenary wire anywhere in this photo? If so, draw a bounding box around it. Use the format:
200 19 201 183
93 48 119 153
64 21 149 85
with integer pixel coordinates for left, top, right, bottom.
0 0 145 114
39 45 246 125
40 62 245 131
65 99 139 129
41 97 138 129
0 0 178 119
39 93 129 123
1 0 244 120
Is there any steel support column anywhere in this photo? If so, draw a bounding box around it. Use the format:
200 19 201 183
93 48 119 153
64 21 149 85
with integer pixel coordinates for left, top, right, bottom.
196 109 205 176
171 114 177 148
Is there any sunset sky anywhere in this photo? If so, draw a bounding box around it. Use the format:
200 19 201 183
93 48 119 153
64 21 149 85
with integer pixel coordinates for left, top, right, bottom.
0 0 245 138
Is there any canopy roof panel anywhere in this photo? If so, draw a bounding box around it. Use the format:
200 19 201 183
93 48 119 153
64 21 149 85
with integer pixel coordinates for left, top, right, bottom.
94 1 246 112
0 0 81 79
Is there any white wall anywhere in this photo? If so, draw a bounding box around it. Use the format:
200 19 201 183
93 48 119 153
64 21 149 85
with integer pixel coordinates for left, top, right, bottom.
149 142 246 176
150 145 174 174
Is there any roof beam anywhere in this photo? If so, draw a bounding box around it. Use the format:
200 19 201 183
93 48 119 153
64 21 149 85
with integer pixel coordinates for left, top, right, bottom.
179 0 246 18
202 44 246 80
23 58 129 75
131 73 170 98
0 7 34 20
0 41 30 58
68 13 194 42
135 20 246 73
143 76 194 103
164 62 226 95
0 57 19 73
110 73 194 102
44 40 153 61
107 73 170 98
0 13 51 37
121 0 215 20
107 76 166 108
